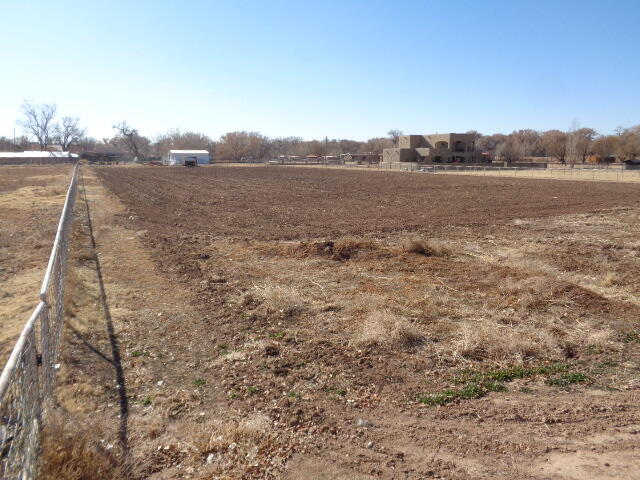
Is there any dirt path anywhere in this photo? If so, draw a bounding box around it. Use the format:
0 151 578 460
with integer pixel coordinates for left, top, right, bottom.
49 167 640 479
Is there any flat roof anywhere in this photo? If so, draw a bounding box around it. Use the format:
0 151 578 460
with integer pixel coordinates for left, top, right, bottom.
168 150 209 154
0 151 78 158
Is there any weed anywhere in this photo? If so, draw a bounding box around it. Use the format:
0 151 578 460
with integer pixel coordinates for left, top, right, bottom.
334 389 347 396
621 331 640 343
287 391 300 399
454 363 568 384
270 332 286 339
131 350 149 358
218 343 229 350
545 372 588 387
193 378 206 387
586 344 604 355
141 395 153 406
597 360 619 368
519 387 533 394
246 386 259 394
420 363 575 406
418 381 492 406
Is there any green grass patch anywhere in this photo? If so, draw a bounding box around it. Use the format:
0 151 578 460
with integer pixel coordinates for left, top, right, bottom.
545 372 588 387
418 379 507 406
419 363 585 407
141 395 153 406
193 378 206 387
246 386 259 394
270 332 286 339
454 363 569 385
131 350 150 358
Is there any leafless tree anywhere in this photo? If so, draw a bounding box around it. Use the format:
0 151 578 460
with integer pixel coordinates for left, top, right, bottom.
541 130 568 164
154 129 214 157
54 116 86 150
591 135 618 163
614 125 640 162
565 122 582 167
575 128 597 163
112 121 145 160
387 129 403 146
18 101 57 150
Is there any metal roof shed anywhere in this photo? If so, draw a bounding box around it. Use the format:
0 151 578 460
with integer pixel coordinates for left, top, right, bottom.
163 150 210 165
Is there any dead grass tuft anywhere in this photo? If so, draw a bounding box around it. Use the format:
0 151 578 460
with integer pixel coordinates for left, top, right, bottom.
332 236 376 260
450 320 558 363
400 238 450 257
601 271 619 287
40 412 129 480
251 284 306 319
443 316 614 363
352 310 424 349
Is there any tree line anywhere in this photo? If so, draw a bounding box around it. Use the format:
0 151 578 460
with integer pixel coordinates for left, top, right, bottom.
2 101 639 163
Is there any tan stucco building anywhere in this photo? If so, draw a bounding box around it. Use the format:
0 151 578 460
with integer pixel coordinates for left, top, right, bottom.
383 133 486 164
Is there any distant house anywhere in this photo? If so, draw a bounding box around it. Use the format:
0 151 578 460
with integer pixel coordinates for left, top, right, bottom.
342 153 381 163
383 133 486 164
163 150 210 166
0 150 78 165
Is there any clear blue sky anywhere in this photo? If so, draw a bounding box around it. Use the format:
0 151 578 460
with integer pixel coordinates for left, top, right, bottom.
1 0 638 141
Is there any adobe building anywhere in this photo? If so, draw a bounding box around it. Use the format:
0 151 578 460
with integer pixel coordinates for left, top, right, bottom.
383 133 486 164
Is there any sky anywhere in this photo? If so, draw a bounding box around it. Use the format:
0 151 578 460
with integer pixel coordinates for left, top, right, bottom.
0 0 639 141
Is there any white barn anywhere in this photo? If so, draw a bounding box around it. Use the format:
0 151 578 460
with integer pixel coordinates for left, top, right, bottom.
163 150 210 166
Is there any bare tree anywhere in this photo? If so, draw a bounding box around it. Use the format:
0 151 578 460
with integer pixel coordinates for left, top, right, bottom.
112 121 145 160
54 116 86 150
387 129 403 146
575 127 597 163
614 125 640 162
18 101 57 150
154 129 214 157
541 130 568 164
565 122 581 167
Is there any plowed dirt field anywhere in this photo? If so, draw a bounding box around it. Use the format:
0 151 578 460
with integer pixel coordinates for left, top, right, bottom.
62 165 640 479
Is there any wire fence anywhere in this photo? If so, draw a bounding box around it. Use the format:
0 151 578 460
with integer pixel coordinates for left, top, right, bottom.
268 160 640 182
0 163 79 480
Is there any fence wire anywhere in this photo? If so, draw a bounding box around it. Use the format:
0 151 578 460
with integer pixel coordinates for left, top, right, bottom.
0 164 78 479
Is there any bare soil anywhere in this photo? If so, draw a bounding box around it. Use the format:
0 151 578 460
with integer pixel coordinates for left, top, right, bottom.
53 166 640 479
0 165 71 362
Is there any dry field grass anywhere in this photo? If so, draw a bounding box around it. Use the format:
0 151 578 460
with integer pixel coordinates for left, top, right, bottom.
0 165 72 363
46 166 640 479
426 167 640 184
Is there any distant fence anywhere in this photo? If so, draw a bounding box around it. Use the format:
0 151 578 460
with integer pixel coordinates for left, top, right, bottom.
0 164 79 479
0 158 77 166
266 160 640 182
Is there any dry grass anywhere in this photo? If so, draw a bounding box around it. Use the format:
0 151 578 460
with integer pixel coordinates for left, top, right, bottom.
185 413 289 475
40 412 128 480
601 271 619 287
439 314 613 364
400 238 450 257
249 284 306 319
352 310 424 349
332 236 376 260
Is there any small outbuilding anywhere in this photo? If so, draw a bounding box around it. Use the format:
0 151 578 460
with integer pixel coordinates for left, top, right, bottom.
163 150 210 166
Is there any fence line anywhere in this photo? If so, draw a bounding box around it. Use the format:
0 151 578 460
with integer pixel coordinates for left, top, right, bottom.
268 160 640 182
0 163 79 479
